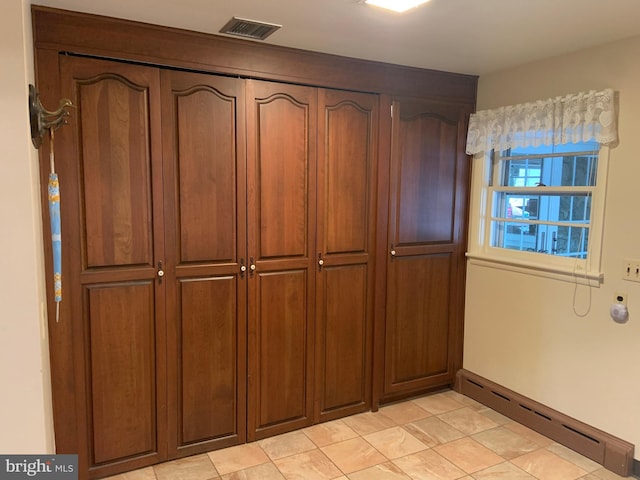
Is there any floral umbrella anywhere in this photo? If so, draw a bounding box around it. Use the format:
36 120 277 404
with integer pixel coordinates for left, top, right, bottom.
30 84 72 323
48 129 62 321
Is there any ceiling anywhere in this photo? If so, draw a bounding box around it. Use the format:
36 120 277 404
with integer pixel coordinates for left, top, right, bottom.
30 0 640 75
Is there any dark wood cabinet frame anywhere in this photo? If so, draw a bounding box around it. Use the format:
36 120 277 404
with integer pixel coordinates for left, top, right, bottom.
32 6 476 479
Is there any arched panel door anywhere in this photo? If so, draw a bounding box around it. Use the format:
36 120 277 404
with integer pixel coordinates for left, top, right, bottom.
53 55 167 478
245 80 317 440
383 98 471 399
315 89 378 422
160 70 247 458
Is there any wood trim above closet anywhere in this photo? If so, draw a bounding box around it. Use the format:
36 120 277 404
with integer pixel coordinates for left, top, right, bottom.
31 5 477 102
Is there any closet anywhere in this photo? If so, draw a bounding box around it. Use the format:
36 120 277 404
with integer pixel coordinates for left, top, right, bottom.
33 6 474 479
49 53 378 477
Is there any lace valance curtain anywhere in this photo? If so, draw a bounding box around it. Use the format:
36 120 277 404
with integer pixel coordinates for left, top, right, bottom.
465 88 617 155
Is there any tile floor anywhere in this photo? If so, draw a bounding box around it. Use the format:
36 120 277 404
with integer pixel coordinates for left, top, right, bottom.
105 390 632 480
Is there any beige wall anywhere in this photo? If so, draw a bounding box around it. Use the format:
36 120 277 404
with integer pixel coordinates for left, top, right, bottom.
465 35 640 458
0 0 54 452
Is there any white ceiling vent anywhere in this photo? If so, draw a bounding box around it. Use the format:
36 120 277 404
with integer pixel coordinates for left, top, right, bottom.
219 17 282 41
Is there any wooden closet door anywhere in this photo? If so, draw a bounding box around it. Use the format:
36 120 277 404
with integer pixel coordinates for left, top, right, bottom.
383 98 470 398
246 80 317 440
315 89 378 421
55 56 166 477
161 71 247 456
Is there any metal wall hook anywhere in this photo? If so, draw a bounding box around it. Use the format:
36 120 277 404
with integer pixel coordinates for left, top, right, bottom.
29 84 74 148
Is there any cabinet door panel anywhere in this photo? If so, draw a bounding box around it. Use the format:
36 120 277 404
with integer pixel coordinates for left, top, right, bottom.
315 89 377 420
323 97 371 254
253 88 312 260
178 277 238 444
319 265 368 412
162 70 246 456
88 283 157 465
175 87 237 263
79 77 154 268
385 254 451 387
246 80 316 439
255 270 309 429
396 113 458 245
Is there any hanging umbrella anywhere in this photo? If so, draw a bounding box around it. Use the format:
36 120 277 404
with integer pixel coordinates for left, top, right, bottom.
29 85 72 323
48 129 62 321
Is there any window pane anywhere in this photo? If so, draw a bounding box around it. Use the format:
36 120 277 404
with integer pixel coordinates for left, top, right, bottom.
492 221 589 258
499 142 598 188
494 193 592 223
500 155 597 188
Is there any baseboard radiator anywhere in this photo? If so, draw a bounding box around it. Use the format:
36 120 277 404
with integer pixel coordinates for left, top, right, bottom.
455 369 634 477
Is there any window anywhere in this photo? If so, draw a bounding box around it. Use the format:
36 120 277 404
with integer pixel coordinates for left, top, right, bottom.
469 142 608 280
491 142 598 259
465 89 617 282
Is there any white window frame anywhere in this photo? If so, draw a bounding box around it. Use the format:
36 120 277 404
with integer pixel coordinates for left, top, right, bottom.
466 145 609 285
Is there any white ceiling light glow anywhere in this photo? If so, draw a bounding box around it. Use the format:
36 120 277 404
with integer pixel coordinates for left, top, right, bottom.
364 0 430 13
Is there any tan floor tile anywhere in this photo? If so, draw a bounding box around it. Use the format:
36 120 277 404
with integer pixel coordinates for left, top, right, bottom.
471 426 540 459
259 430 317 460
363 426 428 459
153 454 218 480
411 393 465 415
304 419 359 447
471 461 535 479
504 422 555 448
106 466 156 480
473 406 512 426
379 402 432 425
440 390 483 408
341 411 397 435
545 443 601 473
321 437 386 474
404 416 466 447
127 467 158 480
434 437 504 474
392 449 467 480
273 449 342 480
583 468 631 480
348 461 412 480
221 463 285 480
207 443 270 475
511 449 588 480
438 407 498 435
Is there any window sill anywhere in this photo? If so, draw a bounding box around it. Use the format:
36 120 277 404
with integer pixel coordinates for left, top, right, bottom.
465 252 603 286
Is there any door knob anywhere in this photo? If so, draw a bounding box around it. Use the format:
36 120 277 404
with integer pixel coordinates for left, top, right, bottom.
157 261 164 283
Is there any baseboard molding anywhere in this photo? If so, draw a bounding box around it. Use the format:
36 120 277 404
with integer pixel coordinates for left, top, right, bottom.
455 369 635 477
